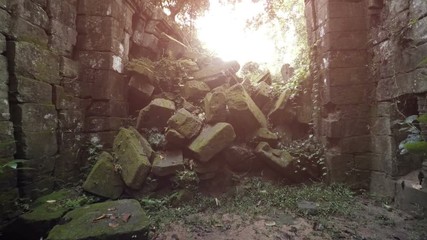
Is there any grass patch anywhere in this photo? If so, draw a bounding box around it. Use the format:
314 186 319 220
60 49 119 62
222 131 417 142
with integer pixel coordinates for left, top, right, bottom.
139 177 357 229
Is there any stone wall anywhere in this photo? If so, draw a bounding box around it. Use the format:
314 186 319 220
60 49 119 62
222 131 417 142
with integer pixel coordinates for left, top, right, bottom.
306 0 427 207
0 0 184 223
305 0 373 189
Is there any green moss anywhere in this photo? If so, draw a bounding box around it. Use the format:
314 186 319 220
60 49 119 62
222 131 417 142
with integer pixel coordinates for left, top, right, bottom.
418 114 427 124
404 141 427 155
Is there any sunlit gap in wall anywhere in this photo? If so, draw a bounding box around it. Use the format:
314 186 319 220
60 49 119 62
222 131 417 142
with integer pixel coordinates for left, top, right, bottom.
194 0 297 74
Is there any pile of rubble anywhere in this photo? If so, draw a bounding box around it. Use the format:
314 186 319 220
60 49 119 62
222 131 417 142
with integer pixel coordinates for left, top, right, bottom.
82 54 323 199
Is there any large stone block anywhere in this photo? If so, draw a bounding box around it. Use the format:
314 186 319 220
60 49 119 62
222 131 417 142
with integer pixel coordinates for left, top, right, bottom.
168 108 202 139
77 51 124 73
326 1 365 19
87 100 128 117
182 80 210 100
226 84 267 135
87 131 117 149
322 118 370 138
322 50 368 68
0 33 5 53
49 20 77 56
79 69 127 101
204 91 227 123
377 68 427 101
77 15 123 39
325 152 354 183
78 0 124 20
0 54 8 84
340 135 372 153
409 0 427 21
399 43 427 73
151 150 184 177
9 75 52 103
60 57 79 78
11 103 57 132
0 90 10 121
58 109 84 132
188 122 236 162
323 84 371 105
47 0 76 28
83 151 124 199
324 17 367 33
0 8 11 34
320 31 367 52
0 121 16 158
113 128 151 189
325 67 368 87
15 130 57 159
8 41 60 84
10 17 48 46
136 98 175 129
8 0 49 29
84 117 124 132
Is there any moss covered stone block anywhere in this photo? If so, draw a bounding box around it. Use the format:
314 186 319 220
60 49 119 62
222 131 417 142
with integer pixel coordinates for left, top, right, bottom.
113 128 151 189
47 199 150 240
151 150 184 177
83 152 124 199
226 84 267 135
183 80 210 100
167 108 202 139
188 122 236 162
136 98 175 129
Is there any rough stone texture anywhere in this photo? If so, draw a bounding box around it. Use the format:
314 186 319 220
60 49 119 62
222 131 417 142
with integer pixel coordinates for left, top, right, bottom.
165 129 186 148
47 199 150 240
183 80 211 100
83 151 124 199
188 122 236 162
8 41 60 84
151 150 184 177
136 98 176 129
255 142 294 173
226 84 267 135
113 128 151 189
167 108 202 139
204 90 227 123
9 75 52 103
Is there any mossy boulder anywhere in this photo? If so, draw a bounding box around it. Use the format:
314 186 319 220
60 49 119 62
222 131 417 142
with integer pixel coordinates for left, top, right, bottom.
167 108 202 139
47 199 150 240
188 122 236 162
182 80 210 100
82 152 124 199
226 84 267 136
3 190 76 240
136 98 175 129
113 128 151 190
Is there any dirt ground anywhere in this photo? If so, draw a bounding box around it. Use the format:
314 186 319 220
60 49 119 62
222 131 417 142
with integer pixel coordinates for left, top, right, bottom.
152 197 427 240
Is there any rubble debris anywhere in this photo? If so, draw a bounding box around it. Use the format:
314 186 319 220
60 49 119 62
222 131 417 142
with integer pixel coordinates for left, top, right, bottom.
152 150 184 177
226 84 268 135
188 122 236 162
204 90 227 123
82 152 124 199
167 108 203 139
182 80 210 100
136 98 176 129
113 128 151 190
165 129 186 148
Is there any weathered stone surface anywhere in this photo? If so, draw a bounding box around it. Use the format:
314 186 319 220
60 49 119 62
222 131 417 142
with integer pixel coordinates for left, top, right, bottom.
136 98 175 129
253 82 271 109
60 57 79 78
0 8 11 34
268 89 292 121
83 152 124 199
113 128 151 189
87 100 128 118
77 51 123 73
183 80 210 100
47 199 150 240
58 109 84 132
9 75 52 103
84 117 124 132
168 108 202 139
11 103 57 132
188 123 236 162
165 129 185 148
79 69 127 101
10 17 48 46
8 41 60 84
0 188 19 221
226 84 267 135
193 61 240 80
0 121 16 158
129 76 155 99
132 17 146 46
78 0 124 21
47 0 76 28
152 150 184 177
204 91 227 123
15 130 57 159
0 33 5 53
255 128 279 144
129 127 154 160
141 33 159 52
49 20 77 56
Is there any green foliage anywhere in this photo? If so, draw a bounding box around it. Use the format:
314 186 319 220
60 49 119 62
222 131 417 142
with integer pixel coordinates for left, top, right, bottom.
0 160 28 174
397 114 427 155
403 141 427 155
149 0 210 23
173 169 199 190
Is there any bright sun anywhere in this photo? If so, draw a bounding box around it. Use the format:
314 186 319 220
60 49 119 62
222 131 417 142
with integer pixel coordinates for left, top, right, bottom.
195 0 296 73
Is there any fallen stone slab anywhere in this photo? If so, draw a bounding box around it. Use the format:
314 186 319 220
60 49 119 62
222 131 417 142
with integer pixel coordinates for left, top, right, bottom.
129 127 154 161
136 98 175 129
254 128 279 145
47 199 150 240
226 84 267 135
151 150 184 177
268 89 294 123
188 122 236 162
82 152 124 199
182 80 210 100
253 81 271 110
167 108 202 139
204 90 227 123
165 129 186 148
128 75 155 100
255 142 294 174
113 128 151 189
